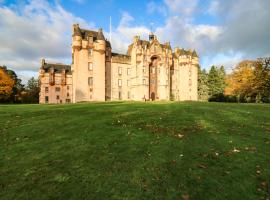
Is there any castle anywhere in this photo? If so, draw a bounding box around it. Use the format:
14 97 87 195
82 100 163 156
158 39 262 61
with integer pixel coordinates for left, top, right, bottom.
39 24 199 103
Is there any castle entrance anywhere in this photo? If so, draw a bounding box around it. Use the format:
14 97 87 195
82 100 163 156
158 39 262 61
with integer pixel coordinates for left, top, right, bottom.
149 56 158 101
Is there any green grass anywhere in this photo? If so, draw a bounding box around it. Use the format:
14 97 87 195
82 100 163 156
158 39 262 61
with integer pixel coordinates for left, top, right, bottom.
1 102 270 200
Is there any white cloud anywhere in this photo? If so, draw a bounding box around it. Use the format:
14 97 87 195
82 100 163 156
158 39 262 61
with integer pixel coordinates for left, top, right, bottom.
207 0 219 15
0 0 93 82
147 1 167 16
164 0 198 16
104 12 150 54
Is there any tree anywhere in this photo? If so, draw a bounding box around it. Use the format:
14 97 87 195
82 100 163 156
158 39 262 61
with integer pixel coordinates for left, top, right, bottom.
0 66 15 102
225 60 256 102
198 68 209 101
21 77 40 103
208 66 226 98
253 58 270 102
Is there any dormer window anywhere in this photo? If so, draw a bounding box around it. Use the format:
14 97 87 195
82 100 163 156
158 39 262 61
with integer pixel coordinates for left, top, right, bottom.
88 36 93 43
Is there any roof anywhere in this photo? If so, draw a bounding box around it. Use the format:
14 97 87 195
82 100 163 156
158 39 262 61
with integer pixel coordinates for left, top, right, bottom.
73 24 111 48
41 61 71 74
174 48 199 58
111 53 131 64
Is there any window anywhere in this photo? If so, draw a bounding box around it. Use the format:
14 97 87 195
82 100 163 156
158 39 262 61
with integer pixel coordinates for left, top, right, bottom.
88 36 93 43
118 79 122 87
127 80 130 86
118 67 122 75
66 99 71 103
56 95 60 100
67 86 69 90
55 87 60 92
88 49 93 57
88 77 93 86
67 92 70 97
127 68 131 75
88 63 93 71
143 79 146 85
45 87 49 93
143 67 146 73
45 96 49 103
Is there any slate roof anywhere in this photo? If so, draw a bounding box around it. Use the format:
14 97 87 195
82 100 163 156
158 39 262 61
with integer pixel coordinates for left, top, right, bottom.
41 62 71 74
73 24 111 48
111 53 131 64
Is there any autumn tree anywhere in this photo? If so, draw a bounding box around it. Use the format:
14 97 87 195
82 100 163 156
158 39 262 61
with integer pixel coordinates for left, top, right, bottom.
0 66 15 102
225 60 256 102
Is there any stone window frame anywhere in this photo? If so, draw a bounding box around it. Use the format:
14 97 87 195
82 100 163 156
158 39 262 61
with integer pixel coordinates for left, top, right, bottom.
127 68 131 75
55 87 61 92
88 77 93 86
118 79 122 87
118 67 122 75
88 62 93 71
88 48 93 57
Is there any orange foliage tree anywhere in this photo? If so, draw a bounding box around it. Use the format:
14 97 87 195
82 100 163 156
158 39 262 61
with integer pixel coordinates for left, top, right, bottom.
0 67 15 101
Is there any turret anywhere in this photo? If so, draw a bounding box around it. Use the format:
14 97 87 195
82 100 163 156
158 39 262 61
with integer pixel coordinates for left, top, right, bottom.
133 36 140 44
41 58 45 67
149 32 155 41
95 28 106 52
72 24 82 50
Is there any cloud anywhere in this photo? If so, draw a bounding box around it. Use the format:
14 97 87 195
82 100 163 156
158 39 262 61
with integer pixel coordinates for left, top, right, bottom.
0 0 93 82
155 0 270 70
164 0 198 16
104 11 150 54
1 0 269 82
147 1 167 16
207 0 219 15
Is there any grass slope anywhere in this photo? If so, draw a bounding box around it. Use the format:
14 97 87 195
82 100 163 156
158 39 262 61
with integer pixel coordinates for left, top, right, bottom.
0 102 270 200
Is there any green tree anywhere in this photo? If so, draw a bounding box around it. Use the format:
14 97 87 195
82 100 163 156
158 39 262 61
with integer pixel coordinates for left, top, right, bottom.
198 68 209 101
253 58 270 102
22 77 40 103
208 66 226 97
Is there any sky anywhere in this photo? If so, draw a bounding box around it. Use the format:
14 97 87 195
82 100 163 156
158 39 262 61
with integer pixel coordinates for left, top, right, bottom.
0 0 270 83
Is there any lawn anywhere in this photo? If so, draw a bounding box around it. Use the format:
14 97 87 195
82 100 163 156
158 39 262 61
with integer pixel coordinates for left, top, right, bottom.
0 102 270 200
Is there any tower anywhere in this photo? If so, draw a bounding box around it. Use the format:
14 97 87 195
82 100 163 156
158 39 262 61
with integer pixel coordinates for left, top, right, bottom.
72 24 107 102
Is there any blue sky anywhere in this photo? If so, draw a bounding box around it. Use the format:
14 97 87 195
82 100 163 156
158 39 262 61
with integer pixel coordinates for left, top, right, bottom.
0 0 269 82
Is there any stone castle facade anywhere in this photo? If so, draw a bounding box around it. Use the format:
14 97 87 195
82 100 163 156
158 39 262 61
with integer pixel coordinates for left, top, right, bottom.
39 24 199 103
